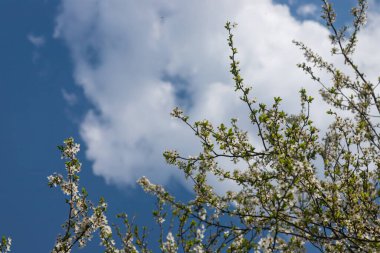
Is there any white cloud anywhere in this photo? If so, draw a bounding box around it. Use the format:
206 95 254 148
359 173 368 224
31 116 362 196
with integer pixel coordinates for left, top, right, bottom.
62 89 78 106
296 4 318 17
27 33 45 47
55 0 380 191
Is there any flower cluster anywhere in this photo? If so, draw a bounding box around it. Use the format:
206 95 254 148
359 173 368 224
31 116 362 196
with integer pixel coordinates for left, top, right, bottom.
48 138 154 253
162 232 177 253
48 138 123 253
0 236 11 253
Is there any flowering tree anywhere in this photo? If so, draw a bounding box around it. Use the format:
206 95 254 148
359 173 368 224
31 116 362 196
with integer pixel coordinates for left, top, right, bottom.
3 0 380 252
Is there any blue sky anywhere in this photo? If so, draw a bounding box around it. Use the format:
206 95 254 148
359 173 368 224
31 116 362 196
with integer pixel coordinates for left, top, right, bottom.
0 0 379 252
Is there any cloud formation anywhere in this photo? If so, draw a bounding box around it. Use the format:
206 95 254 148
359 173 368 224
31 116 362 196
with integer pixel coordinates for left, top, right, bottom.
27 33 45 47
62 89 78 106
296 4 318 17
55 0 380 190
